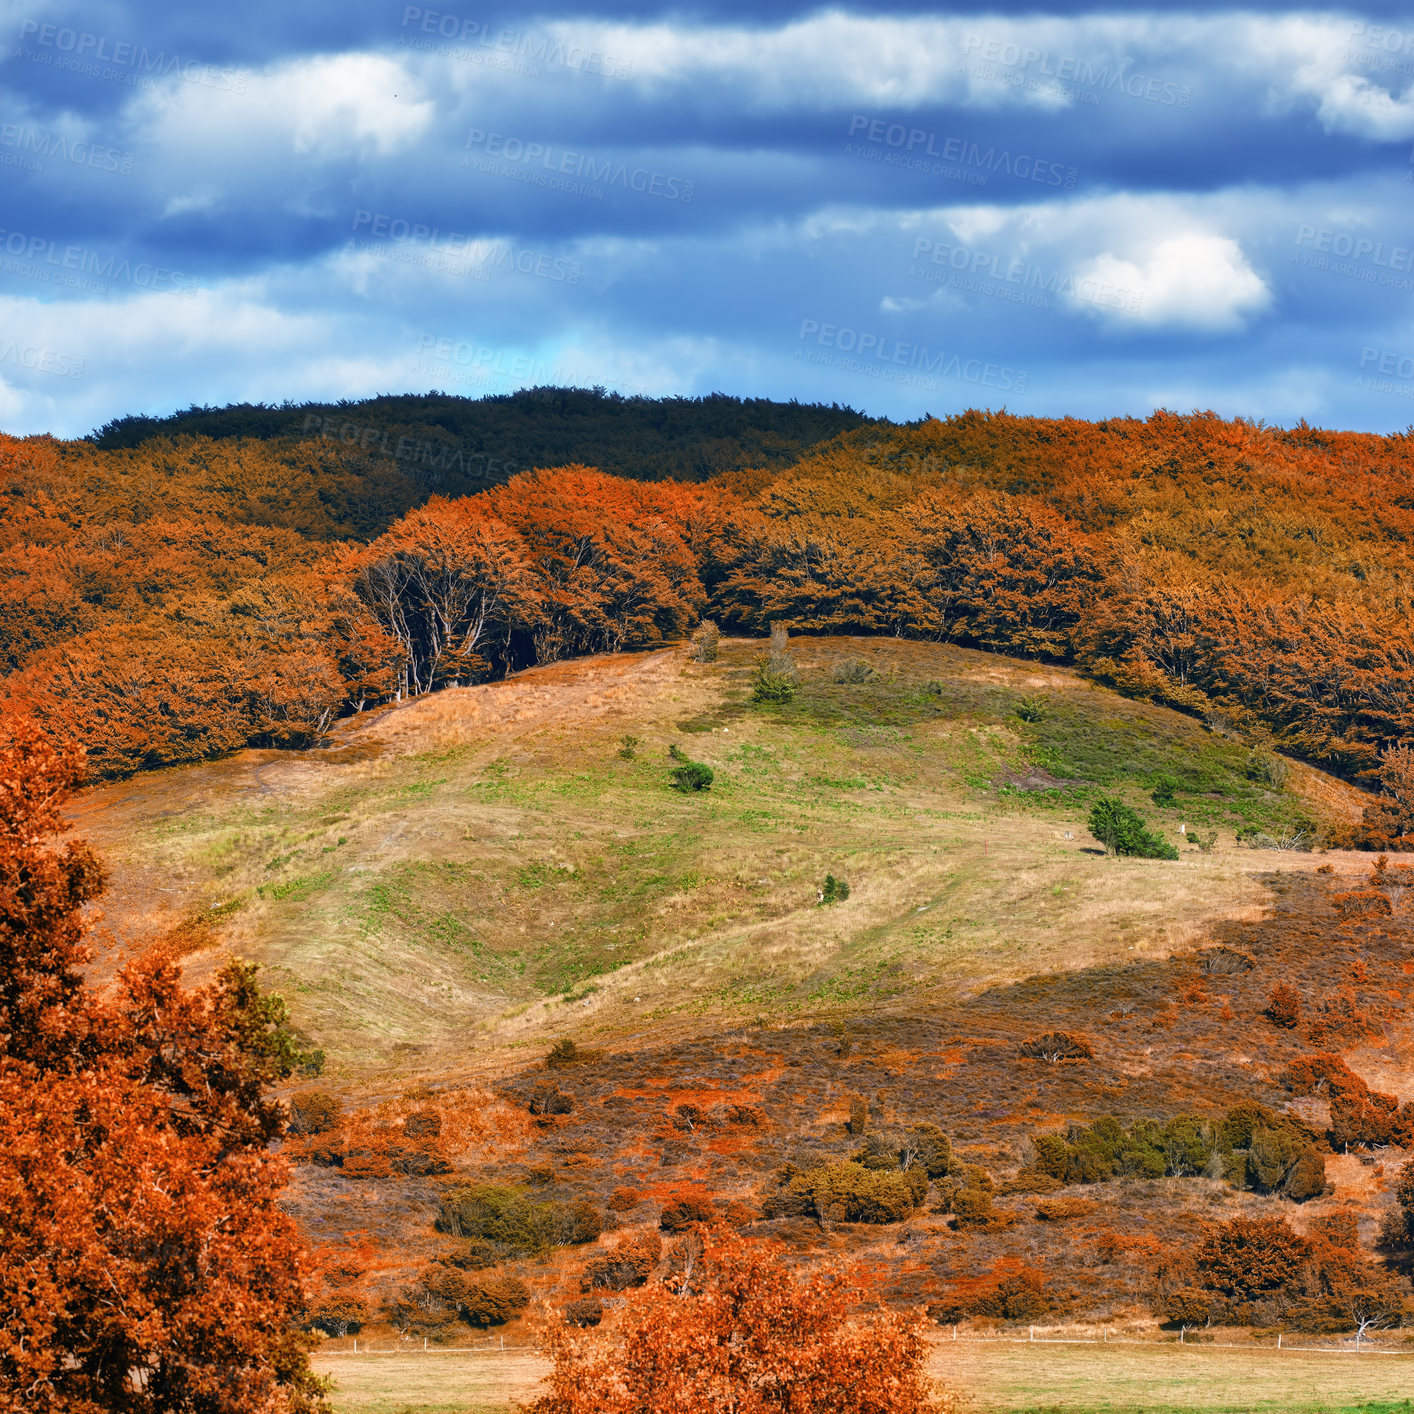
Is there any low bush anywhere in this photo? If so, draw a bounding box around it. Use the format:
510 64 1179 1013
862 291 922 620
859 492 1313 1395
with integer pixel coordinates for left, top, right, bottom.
819 873 850 905
1034 1196 1096 1221
421 1265 532 1328
582 1233 662 1292
1089 797 1179 860
563 1298 603 1328
437 1184 602 1256
751 659 797 704
763 1161 924 1225
617 734 639 761
688 620 720 663
1028 1105 1327 1200
846 1095 869 1135
659 1196 715 1232
1150 773 1179 807
1013 694 1046 723
1196 946 1255 976
1265 983 1301 1029
832 658 878 684
1245 750 1290 787
529 1084 574 1116
670 760 714 792
289 1089 342 1137
607 1187 641 1212
546 1039 601 1069
403 1109 442 1139
1018 1031 1094 1063
903 1123 955 1179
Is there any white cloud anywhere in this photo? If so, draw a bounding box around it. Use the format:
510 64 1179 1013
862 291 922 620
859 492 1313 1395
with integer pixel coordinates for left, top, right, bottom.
532 10 1414 142
1071 234 1270 330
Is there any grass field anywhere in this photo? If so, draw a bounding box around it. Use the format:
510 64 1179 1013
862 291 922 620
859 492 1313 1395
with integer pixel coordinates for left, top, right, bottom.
69 635 1372 1081
311 1338 1414 1414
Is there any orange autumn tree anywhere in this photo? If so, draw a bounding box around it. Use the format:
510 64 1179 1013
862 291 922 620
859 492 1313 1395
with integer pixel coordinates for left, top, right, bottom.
0 713 325 1414
527 1227 948 1414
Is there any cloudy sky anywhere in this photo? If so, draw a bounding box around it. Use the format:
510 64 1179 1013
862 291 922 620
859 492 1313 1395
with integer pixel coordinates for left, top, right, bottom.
3 0 1414 436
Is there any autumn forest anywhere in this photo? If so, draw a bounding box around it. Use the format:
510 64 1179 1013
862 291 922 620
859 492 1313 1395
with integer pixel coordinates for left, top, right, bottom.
10 392 1414 1413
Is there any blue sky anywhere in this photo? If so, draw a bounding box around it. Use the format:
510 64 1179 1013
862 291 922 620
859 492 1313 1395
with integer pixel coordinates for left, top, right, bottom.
3 1 1414 436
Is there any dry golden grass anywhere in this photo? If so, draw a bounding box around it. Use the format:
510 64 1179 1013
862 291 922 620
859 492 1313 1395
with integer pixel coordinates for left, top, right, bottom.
312 1335 1414 1414
69 637 1377 1081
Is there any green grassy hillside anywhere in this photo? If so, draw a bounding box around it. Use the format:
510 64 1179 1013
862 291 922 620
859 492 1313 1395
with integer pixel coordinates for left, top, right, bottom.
71 635 1359 1079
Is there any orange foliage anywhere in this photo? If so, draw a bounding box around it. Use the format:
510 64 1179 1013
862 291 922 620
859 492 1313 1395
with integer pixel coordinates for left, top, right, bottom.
527 1227 948 1414
0 712 323 1411
11 408 1414 793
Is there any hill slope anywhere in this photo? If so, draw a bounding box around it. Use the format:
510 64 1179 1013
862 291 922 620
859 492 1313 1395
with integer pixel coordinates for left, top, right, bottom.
70 635 1360 1077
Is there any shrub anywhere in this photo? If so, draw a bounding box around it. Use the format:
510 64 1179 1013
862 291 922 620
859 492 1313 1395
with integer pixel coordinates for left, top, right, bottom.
403 1108 442 1139
1247 1127 1300 1192
563 1298 603 1328
846 1095 869 1135
289 1089 342 1137
1281 1149 1328 1202
1196 945 1255 976
668 742 688 762
764 1162 921 1225
751 660 797 704
1150 773 1179 807
1266 984 1301 1029
1246 750 1290 787
526 1228 941 1414
546 1039 599 1069
437 1184 602 1255
1185 1216 1312 1325
921 679 944 697
832 658 878 684
904 1123 955 1178
972 1268 1051 1321
670 760 714 792
1013 694 1046 723
617 734 639 761
607 1186 641 1212
1018 1031 1094 1063
1220 1101 1280 1151
582 1233 662 1291
1191 829 1218 853
659 1196 716 1232
529 1083 574 1116
949 1183 999 1231
460 1271 532 1328
1089 796 1179 859
819 873 850 905
1034 1196 1097 1221
688 620 720 663
305 1295 368 1338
